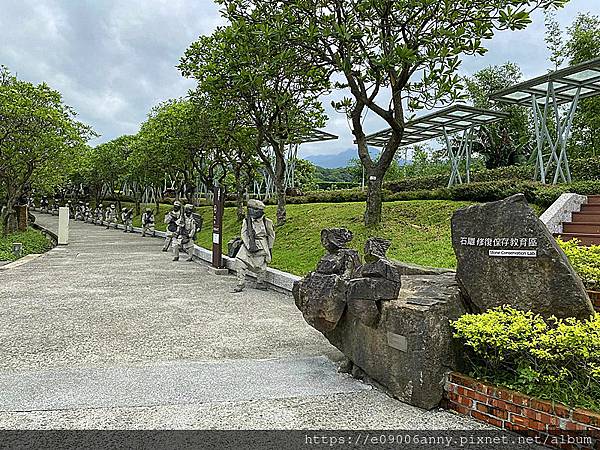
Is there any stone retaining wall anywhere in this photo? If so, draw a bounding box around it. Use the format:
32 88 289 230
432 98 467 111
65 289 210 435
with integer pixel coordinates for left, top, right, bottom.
540 193 587 234
444 372 599 449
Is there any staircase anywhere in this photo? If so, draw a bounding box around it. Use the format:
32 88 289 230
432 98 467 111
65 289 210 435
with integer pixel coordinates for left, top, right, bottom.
558 195 600 246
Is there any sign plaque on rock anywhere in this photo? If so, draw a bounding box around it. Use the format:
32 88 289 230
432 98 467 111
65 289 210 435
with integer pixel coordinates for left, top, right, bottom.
451 194 594 320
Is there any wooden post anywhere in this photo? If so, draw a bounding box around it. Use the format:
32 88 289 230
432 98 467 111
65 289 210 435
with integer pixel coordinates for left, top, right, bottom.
212 185 225 269
16 205 28 231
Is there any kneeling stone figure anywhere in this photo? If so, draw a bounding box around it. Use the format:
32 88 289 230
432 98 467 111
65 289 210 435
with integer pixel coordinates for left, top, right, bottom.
233 199 275 293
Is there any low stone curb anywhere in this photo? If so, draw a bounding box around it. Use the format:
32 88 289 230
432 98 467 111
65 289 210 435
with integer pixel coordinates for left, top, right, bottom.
0 254 43 271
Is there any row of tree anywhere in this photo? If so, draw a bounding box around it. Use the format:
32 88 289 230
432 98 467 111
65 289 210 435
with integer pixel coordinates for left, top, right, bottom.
176 0 568 226
2 0 575 234
0 66 93 235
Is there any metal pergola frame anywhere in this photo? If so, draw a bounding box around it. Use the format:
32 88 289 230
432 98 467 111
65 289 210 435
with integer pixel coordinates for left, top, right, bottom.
365 105 509 187
255 129 338 198
491 57 600 185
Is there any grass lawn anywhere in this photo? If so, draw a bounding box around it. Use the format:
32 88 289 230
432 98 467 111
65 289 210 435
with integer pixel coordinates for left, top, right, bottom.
130 200 472 276
0 225 53 261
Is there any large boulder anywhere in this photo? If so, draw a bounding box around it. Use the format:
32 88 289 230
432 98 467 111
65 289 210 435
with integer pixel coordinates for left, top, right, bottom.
326 273 467 410
293 272 348 333
451 194 594 320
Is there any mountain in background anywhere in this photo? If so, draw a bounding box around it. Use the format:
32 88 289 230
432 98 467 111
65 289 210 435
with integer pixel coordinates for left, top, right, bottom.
304 148 358 169
304 148 384 168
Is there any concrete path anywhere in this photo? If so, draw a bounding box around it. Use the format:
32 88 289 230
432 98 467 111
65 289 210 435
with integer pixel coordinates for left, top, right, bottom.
0 215 485 430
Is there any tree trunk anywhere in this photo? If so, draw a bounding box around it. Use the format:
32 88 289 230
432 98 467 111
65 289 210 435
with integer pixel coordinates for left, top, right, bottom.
1 197 18 235
134 189 141 216
273 150 287 226
364 169 384 227
234 166 245 223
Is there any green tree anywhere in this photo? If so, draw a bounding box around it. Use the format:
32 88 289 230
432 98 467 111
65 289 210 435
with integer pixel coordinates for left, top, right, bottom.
465 63 532 168
220 0 569 225
545 10 566 70
179 21 329 225
0 66 92 234
293 158 318 191
565 13 600 156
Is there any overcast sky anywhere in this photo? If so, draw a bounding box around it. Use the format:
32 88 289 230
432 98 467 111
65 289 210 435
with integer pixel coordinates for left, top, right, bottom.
1 0 599 160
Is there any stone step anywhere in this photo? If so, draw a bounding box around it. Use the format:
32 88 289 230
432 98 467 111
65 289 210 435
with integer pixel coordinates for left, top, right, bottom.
580 204 600 213
563 222 600 234
571 212 600 222
587 195 600 205
556 233 600 246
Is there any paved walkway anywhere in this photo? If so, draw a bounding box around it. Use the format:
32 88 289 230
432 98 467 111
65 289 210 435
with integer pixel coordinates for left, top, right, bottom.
0 215 485 429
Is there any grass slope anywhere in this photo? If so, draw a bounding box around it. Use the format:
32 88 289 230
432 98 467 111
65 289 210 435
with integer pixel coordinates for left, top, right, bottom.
0 225 53 261
131 200 472 276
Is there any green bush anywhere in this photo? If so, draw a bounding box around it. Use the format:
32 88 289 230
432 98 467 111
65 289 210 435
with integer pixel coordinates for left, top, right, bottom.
0 226 53 261
384 157 600 193
287 180 600 207
557 238 600 290
452 306 600 412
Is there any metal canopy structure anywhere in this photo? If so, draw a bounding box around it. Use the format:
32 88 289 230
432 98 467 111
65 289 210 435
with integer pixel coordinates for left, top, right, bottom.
491 57 600 185
289 129 338 144
255 129 338 198
365 105 508 187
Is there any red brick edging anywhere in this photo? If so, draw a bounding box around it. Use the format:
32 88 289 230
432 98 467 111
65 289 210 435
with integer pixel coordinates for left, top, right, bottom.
444 372 600 449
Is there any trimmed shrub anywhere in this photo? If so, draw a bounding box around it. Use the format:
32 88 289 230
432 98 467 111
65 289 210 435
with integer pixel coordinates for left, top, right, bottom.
452 306 600 412
557 238 600 290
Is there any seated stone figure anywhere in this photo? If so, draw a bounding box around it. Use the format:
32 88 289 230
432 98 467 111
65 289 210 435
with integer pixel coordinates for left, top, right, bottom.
293 228 360 333
346 237 401 328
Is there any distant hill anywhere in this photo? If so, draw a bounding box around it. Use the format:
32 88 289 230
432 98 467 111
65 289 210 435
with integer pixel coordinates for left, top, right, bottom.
305 147 408 170
304 148 358 169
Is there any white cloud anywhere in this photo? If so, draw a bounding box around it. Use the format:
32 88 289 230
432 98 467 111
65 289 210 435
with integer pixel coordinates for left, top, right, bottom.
1 0 598 163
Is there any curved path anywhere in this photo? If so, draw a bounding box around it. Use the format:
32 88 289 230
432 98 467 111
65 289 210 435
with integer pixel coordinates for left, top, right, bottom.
0 214 484 430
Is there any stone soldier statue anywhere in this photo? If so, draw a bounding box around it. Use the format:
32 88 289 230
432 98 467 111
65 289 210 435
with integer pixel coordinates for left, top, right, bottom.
75 201 85 221
122 207 134 233
141 208 156 237
40 196 49 213
233 199 275 293
51 196 60 216
105 204 118 229
84 202 92 223
95 204 104 225
172 204 197 262
162 201 182 252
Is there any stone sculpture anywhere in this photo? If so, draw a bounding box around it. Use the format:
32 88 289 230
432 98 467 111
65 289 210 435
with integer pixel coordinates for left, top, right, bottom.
293 228 360 333
346 237 401 328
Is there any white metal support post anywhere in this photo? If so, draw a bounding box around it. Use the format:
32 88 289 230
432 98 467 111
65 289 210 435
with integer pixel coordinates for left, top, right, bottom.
530 83 581 185
444 125 476 188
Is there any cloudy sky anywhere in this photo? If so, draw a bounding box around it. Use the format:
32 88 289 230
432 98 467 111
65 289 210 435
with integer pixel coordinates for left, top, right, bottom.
1 0 599 163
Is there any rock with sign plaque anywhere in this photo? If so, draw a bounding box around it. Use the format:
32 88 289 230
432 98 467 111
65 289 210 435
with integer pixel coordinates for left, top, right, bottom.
452 194 594 320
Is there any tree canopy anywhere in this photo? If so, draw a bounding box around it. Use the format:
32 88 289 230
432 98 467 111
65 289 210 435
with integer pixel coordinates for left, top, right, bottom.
0 66 93 234
218 0 570 225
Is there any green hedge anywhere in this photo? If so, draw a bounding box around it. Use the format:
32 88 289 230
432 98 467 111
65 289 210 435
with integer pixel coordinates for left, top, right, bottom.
384 157 600 193
452 306 600 413
557 238 600 290
280 180 600 207
385 165 534 192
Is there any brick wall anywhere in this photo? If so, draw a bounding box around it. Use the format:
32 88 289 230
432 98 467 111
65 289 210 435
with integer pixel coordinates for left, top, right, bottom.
444 372 600 450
